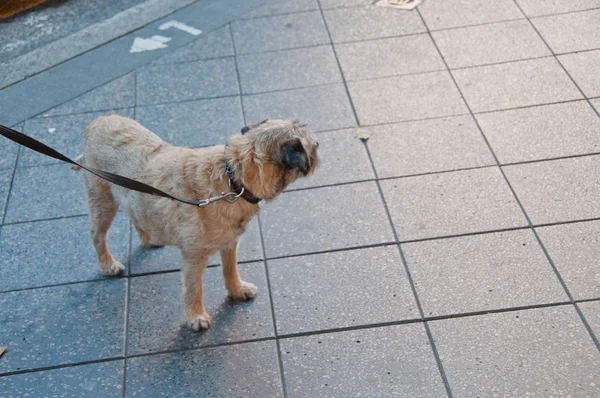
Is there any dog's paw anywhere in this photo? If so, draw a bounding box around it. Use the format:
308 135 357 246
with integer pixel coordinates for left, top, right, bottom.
228 281 258 301
100 260 125 276
186 313 212 331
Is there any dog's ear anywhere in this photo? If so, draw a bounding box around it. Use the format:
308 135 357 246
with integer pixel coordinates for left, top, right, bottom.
241 126 251 134
241 120 269 134
280 138 309 175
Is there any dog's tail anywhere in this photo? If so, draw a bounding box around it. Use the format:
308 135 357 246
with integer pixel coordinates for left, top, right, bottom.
71 154 84 171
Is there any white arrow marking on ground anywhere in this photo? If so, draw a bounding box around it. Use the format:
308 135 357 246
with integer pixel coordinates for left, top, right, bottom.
129 35 172 53
158 20 202 36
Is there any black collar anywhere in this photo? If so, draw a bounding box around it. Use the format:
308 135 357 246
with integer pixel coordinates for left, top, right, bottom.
224 160 262 205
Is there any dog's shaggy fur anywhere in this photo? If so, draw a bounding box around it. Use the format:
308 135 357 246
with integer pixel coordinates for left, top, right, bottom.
77 116 320 331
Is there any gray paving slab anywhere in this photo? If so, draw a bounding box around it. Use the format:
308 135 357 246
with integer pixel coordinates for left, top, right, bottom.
130 218 263 274
20 109 134 168
44 73 135 117
0 169 12 222
503 155 600 224
476 101 600 164
0 280 125 374
593 98 600 113
288 129 374 190
0 124 20 171
242 0 319 19
0 360 124 398
0 214 129 292
419 0 524 30
381 168 528 241
404 230 567 317
323 6 426 43
579 301 600 337
260 182 394 257
238 45 341 94
126 263 273 355
152 26 234 65
364 115 495 178
336 34 445 81
453 58 582 113
231 11 329 54
243 84 356 132
268 246 418 334
516 0 600 17
125 341 283 397
348 71 468 126
430 307 600 397
319 0 372 8
136 58 239 106
432 20 550 69
280 324 447 398
135 97 244 147
5 164 87 224
559 50 600 98
533 9 600 53
536 220 600 300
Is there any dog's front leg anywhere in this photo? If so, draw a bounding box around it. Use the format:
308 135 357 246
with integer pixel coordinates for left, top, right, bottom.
221 241 258 300
181 251 211 331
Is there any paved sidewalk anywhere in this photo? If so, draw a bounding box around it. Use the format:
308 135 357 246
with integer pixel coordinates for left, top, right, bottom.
1 0 600 396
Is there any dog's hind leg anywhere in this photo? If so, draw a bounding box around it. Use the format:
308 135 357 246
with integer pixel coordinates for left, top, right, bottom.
83 172 125 276
221 241 257 300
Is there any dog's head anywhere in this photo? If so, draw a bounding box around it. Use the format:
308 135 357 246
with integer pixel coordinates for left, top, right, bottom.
228 119 320 201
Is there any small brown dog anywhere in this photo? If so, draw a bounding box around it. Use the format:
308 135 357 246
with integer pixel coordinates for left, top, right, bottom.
76 116 320 331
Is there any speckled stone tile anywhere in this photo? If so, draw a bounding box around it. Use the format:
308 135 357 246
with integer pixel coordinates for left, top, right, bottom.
125 341 282 397
260 182 393 257
365 115 494 178
288 129 373 190
153 26 234 64
336 34 445 81
0 169 12 222
533 9 600 53
237 45 341 94
559 50 600 98
20 109 134 167
579 301 600 337
419 0 524 30
516 0 600 17
243 84 356 132
593 98 600 113
0 214 129 292
231 11 329 55
281 324 447 397
430 307 600 397
44 73 135 117
269 246 418 334
453 58 582 113
381 168 527 241
242 0 319 19
348 71 468 126
5 164 87 224
126 263 273 355
0 280 125 374
130 218 264 275
0 360 123 398
323 6 425 43
319 0 372 8
504 155 600 224
404 230 567 317
0 123 20 170
536 220 600 300
476 101 600 164
136 58 239 106
432 20 550 69
135 97 243 147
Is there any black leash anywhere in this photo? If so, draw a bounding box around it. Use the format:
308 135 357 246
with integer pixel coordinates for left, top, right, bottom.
0 123 235 207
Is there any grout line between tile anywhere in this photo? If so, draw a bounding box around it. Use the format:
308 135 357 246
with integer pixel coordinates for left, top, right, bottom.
421 4 600 352
257 214 288 398
316 0 361 126
0 145 22 227
528 5 600 19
